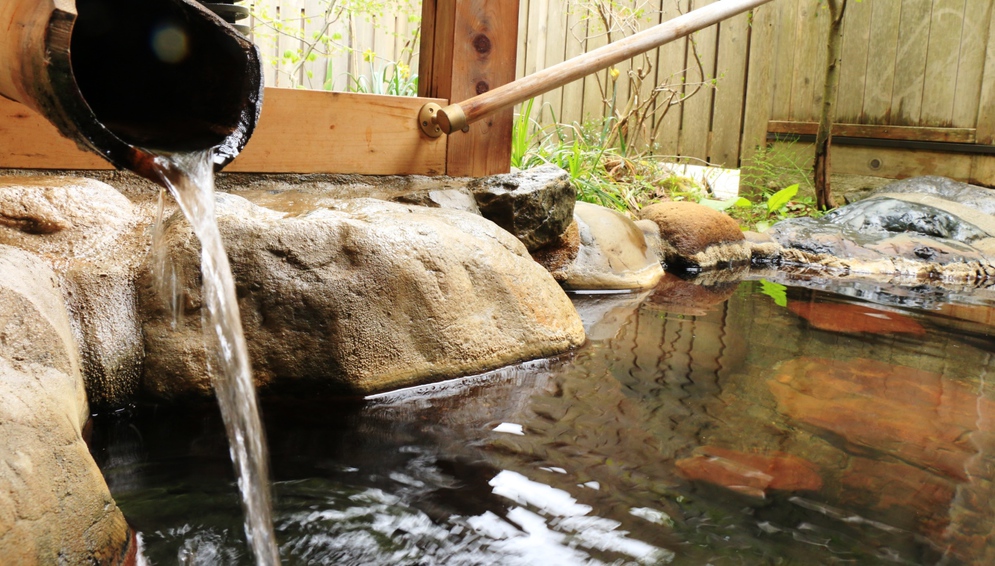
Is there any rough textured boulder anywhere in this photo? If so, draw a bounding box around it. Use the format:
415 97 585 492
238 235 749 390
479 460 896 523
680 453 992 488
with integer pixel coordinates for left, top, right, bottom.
532 201 664 290
768 176 995 281
0 176 145 408
468 165 576 251
0 246 132 564
638 201 751 270
139 195 586 398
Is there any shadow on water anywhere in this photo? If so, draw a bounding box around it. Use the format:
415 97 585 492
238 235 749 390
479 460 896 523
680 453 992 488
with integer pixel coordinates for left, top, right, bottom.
89 273 995 565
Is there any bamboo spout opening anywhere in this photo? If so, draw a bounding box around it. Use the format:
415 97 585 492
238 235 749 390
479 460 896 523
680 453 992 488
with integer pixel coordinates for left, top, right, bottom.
71 0 255 152
0 0 262 183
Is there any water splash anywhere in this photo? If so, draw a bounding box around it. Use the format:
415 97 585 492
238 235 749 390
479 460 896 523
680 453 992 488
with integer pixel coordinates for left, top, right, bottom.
151 150 279 565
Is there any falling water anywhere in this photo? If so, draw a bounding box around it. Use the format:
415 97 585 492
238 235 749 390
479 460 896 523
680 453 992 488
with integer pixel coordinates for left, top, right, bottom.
151 150 280 565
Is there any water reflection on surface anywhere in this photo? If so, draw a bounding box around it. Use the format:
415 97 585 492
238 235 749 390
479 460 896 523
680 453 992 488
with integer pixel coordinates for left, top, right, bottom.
90 273 995 565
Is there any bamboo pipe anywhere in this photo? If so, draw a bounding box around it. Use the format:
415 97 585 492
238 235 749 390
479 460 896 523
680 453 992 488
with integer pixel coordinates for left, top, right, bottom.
0 0 263 183
421 0 774 137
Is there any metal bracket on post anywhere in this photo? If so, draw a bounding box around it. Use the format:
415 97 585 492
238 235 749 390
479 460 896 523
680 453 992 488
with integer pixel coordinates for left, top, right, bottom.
418 102 469 138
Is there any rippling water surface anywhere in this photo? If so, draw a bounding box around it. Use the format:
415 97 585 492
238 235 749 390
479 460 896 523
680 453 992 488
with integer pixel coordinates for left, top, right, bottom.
89 274 995 565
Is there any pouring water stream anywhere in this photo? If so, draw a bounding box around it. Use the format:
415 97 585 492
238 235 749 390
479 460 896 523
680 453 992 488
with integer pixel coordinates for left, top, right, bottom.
151 150 280 565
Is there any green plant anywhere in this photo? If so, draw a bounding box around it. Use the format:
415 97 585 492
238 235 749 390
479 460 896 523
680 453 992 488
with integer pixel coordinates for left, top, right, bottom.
346 55 418 96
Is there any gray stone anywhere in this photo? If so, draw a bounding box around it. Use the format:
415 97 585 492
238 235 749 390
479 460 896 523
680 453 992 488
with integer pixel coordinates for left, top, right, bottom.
533 202 665 290
138 194 585 398
0 176 145 408
0 246 131 564
468 165 576 251
769 176 995 281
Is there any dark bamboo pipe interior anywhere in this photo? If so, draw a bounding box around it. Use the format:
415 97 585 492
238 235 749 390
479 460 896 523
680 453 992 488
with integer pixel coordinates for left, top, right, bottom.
70 0 253 152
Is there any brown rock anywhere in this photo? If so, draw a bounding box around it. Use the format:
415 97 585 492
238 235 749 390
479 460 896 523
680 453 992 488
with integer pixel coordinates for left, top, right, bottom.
639 201 749 270
645 272 738 317
787 301 926 335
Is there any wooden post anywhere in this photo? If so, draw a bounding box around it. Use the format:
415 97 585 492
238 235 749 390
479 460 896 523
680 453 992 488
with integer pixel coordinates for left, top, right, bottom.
419 0 519 177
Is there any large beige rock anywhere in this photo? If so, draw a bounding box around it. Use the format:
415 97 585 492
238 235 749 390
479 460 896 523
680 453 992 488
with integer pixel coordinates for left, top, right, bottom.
532 201 664 290
0 176 145 408
139 195 586 398
0 246 132 564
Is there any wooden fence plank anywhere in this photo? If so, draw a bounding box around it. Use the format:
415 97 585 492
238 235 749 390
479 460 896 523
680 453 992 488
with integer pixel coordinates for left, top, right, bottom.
228 89 448 175
768 120 976 143
788 0 825 122
836 0 872 122
559 1 587 127
768 0 798 121
861 0 902 123
678 0 718 162
891 0 933 125
920 0 966 125
951 0 992 128
541 0 569 123
976 3 995 144
652 0 689 157
709 8 750 167
740 3 776 164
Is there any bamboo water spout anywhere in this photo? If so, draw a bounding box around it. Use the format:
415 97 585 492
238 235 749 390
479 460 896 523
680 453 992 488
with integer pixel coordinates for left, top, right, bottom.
0 0 263 183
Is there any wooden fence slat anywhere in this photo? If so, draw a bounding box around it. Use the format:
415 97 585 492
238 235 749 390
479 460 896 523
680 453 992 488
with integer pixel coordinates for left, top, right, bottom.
768 0 798 122
951 0 992 128
740 3 776 164
541 0 568 123
581 11 610 124
709 8 750 167
678 0 718 162
788 0 825 122
559 0 587 127
861 0 902 123
920 0 966 125
891 0 933 125
652 0 689 157
836 0 872 122
976 2 995 144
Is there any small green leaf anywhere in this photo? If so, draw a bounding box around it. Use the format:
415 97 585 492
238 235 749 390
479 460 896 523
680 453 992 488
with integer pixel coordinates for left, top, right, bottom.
767 183 799 213
733 197 752 208
700 197 739 212
760 279 788 307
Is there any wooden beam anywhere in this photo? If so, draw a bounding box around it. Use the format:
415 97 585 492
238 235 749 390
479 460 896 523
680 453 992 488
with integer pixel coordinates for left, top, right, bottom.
420 0 519 177
0 89 449 176
227 89 447 175
768 120 977 144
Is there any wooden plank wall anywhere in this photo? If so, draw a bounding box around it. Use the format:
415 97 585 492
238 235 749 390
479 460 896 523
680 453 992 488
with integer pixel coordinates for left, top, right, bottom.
514 0 995 183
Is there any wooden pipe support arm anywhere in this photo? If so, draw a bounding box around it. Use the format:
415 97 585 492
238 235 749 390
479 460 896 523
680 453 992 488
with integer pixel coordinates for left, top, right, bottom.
419 0 773 138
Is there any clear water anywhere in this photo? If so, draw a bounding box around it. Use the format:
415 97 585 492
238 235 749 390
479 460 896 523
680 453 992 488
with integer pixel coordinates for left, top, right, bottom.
151 152 279 565
90 273 995 565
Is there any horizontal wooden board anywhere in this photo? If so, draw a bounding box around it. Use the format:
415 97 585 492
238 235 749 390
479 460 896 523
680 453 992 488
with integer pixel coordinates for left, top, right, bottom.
229 89 448 175
767 140 995 187
0 97 112 170
0 89 449 176
768 121 977 144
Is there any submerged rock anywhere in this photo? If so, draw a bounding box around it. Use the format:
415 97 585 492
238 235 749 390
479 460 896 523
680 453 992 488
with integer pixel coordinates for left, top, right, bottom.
468 164 576 251
140 195 585 398
0 246 132 564
769 176 995 281
0 176 145 408
638 201 751 270
532 201 664 291
769 357 984 481
787 301 925 335
676 445 823 498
